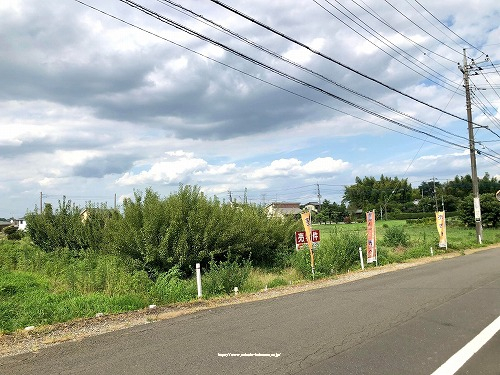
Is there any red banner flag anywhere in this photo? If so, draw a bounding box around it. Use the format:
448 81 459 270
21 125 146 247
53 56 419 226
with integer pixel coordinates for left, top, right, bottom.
366 210 377 264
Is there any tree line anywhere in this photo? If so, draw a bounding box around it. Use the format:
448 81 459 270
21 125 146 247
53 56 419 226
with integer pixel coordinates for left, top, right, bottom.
340 173 500 226
25 185 300 277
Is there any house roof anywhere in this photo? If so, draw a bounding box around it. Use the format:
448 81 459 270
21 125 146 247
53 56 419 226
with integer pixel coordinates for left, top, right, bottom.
266 202 301 209
265 202 302 216
274 207 302 215
303 202 320 207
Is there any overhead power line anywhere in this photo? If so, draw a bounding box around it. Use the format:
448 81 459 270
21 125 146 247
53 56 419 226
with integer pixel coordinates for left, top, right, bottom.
208 0 481 126
314 0 460 92
112 0 471 150
353 0 458 65
156 0 467 142
383 0 462 57
413 0 485 55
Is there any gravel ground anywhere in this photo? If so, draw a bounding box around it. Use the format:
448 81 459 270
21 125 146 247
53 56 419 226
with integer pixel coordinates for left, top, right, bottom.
0 247 494 358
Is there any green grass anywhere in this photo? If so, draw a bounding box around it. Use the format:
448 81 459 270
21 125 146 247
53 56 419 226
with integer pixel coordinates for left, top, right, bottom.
1 221 498 334
315 219 499 251
314 220 500 267
0 271 147 333
241 267 302 292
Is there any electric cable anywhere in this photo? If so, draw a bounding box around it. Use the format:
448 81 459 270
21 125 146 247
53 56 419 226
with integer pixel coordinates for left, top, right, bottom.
208 0 480 126
106 0 473 150
156 0 468 142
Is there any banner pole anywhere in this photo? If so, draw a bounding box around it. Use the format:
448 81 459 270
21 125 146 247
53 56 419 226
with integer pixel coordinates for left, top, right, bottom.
374 210 378 266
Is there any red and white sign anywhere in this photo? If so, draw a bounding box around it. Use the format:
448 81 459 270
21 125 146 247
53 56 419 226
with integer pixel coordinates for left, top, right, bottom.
295 229 320 250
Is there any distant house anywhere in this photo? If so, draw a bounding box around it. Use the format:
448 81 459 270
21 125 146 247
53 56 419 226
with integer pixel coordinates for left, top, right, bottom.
265 202 302 218
302 202 321 213
80 207 115 224
10 218 27 231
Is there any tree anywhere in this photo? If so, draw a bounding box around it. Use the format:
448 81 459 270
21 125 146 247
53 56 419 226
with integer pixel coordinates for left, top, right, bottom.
458 193 500 228
343 175 412 218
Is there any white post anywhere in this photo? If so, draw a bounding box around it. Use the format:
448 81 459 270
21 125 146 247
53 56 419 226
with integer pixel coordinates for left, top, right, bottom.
430 247 434 256
359 247 364 270
196 263 202 298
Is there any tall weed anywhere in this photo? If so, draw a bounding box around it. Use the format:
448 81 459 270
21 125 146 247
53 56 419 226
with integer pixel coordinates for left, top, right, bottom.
150 266 197 304
293 228 364 278
202 259 252 296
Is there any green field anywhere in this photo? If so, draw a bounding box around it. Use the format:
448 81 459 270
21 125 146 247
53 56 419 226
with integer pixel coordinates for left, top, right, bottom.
1 221 499 334
316 219 500 251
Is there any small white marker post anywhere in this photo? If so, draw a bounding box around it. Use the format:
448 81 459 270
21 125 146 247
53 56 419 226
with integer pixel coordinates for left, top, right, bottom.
430 246 434 256
359 247 364 270
196 263 202 298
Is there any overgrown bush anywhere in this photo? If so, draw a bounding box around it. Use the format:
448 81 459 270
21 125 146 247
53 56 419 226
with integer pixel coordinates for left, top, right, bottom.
3 225 23 240
25 198 112 253
316 228 364 275
24 186 300 276
382 226 410 247
202 259 251 296
292 228 364 278
150 266 197 304
102 185 299 274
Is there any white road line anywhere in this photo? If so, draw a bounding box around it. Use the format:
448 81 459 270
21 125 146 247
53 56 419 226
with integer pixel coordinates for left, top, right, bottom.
431 315 500 375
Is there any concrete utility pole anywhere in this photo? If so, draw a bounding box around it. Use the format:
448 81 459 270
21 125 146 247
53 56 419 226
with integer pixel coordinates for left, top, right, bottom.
460 48 483 244
316 183 322 211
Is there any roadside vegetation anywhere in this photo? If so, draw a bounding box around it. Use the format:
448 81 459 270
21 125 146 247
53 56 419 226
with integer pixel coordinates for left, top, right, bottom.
1 182 499 334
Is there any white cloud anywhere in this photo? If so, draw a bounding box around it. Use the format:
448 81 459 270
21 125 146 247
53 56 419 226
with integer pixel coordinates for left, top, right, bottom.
116 152 208 186
0 0 499 216
304 157 350 174
249 157 350 179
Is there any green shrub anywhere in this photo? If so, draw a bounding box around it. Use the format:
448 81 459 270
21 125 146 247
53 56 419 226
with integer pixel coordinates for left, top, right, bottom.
319 231 363 274
292 228 364 278
102 186 300 275
150 266 197 304
202 259 251 296
2 225 23 241
291 248 314 279
3 226 17 235
382 226 410 247
267 277 288 288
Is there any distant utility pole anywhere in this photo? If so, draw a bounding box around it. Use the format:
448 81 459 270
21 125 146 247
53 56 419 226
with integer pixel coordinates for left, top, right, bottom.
459 48 483 244
316 183 322 211
432 177 438 212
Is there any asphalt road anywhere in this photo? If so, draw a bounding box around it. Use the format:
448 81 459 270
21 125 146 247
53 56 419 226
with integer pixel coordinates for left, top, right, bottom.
1 247 499 375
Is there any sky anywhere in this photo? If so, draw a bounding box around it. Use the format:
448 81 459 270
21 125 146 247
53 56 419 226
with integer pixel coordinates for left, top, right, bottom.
1 0 500 218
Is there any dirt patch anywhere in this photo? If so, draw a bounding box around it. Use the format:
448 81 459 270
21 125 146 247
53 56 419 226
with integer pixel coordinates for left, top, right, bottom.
0 246 496 358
